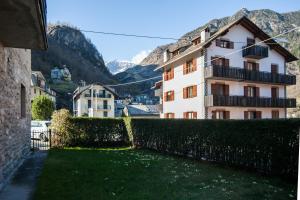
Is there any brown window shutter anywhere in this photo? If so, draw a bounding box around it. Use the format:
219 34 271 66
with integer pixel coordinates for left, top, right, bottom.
164 70 167 81
224 85 229 96
224 59 229 67
256 111 262 119
183 112 187 119
211 84 217 95
225 111 230 119
272 110 279 119
244 61 247 69
171 67 174 79
193 112 197 119
183 63 186 75
164 92 167 102
244 111 248 119
171 91 174 101
256 87 260 97
193 58 197 71
193 85 197 97
244 86 248 97
229 41 234 49
212 111 216 119
164 113 167 118
183 88 186 99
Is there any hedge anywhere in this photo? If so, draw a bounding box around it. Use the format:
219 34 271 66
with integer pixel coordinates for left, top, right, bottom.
66 117 130 147
130 119 300 181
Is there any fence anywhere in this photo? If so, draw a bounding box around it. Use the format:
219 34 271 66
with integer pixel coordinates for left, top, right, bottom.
31 130 52 151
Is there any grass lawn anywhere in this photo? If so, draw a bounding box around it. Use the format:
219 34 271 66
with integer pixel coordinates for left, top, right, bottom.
34 148 297 200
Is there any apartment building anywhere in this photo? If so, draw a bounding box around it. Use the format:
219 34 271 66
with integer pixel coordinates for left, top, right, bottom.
0 0 47 190
73 83 116 118
158 16 297 119
31 71 56 105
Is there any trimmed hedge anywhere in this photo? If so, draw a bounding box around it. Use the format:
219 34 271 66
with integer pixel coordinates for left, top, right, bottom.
130 119 300 181
67 118 130 147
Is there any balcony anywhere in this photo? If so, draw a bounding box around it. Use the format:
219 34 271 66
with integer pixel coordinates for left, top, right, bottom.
242 45 268 59
84 93 112 98
204 95 296 108
204 65 296 85
97 105 111 110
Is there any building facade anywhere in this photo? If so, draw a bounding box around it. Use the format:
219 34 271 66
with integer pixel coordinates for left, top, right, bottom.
73 84 116 118
159 17 297 119
31 71 56 106
0 0 47 190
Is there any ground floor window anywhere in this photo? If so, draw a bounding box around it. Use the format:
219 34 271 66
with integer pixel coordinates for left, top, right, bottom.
244 111 262 119
271 110 279 119
183 112 197 119
103 111 108 117
212 110 230 119
164 113 175 119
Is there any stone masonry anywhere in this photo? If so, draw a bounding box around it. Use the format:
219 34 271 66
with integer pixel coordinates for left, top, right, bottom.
0 42 31 190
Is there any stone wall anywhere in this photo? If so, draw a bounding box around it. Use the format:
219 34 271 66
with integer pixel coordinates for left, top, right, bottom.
0 42 31 190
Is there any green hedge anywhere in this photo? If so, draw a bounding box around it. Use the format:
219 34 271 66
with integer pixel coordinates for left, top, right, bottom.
130 119 300 181
67 117 130 147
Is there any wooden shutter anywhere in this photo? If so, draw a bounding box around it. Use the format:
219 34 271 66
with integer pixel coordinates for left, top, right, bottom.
224 85 229 96
229 41 234 49
271 87 278 98
193 112 197 119
192 85 197 97
256 87 260 97
171 91 174 101
256 111 262 119
211 84 217 95
193 58 197 71
244 86 248 97
225 111 230 119
224 58 229 68
244 111 248 119
171 67 174 79
164 92 167 102
212 111 216 119
272 110 279 119
183 62 187 75
183 112 187 119
183 88 187 99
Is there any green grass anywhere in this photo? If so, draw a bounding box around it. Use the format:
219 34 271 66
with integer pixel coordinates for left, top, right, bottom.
34 148 297 200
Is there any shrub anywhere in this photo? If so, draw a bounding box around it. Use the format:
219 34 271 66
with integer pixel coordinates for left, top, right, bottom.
130 119 300 181
32 95 55 120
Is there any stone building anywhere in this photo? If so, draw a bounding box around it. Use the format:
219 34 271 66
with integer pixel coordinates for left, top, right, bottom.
0 0 47 190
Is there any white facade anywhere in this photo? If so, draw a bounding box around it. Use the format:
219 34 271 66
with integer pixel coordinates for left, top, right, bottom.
73 84 115 118
160 18 297 120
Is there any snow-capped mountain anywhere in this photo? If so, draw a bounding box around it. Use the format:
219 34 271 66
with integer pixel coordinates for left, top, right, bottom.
106 60 136 75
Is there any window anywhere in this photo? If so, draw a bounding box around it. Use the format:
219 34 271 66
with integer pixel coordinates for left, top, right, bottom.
193 37 201 45
211 83 229 96
183 85 197 99
183 112 197 119
88 100 92 108
164 67 174 81
34 88 36 94
164 113 175 119
39 90 42 95
21 84 26 118
216 39 234 49
244 111 262 119
212 110 230 119
271 87 279 98
103 111 108 117
211 57 229 67
272 110 279 119
244 86 259 97
244 61 259 71
247 38 255 45
103 100 108 109
271 64 278 74
164 91 174 102
183 59 196 74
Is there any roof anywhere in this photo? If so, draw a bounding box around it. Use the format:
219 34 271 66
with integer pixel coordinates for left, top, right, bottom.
151 80 163 90
125 105 160 116
32 71 46 81
159 16 298 69
73 83 118 99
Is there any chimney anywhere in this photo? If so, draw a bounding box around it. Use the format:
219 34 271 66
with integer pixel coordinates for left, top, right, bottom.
200 27 210 43
163 50 170 63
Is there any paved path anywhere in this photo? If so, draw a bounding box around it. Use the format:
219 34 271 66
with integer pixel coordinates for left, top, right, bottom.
0 151 48 200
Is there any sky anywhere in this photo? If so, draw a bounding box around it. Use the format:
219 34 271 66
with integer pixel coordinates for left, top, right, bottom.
47 0 300 64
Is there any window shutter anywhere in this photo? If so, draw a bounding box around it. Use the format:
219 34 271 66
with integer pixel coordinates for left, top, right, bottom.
244 111 248 119
229 41 234 49
183 88 186 99
183 112 187 119
224 59 229 67
224 85 229 96
216 39 220 47
164 92 167 102
183 63 187 75
256 111 262 119
256 87 260 97
193 58 197 71
244 86 248 97
271 64 278 74
193 85 197 97
171 91 174 101
225 111 230 119
211 84 217 95
193 112 197 119
171 67 174 79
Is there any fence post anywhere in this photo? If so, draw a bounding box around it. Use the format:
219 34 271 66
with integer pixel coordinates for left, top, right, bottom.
49 129 52 149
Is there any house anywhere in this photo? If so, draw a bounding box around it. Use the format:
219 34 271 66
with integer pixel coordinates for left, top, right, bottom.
158 16 297 119
73 83 117 118
51 66 71 81
123 104 160 118
152 80 163 117
31 71 56 106
51 67 63 80
0 0 47 190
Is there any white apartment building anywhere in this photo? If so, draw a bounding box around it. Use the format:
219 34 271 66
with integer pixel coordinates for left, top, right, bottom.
158 16 297 119
73 83 116 118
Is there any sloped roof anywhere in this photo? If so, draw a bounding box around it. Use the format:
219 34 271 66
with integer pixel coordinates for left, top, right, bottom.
159 16 298 68
125 105 160 116
73 83 118 99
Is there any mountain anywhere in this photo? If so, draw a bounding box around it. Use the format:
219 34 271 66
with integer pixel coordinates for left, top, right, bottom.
32 23 116 84
106 60 135 74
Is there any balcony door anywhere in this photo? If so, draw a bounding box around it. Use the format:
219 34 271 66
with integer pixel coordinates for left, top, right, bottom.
271 87 279 98
211 83 229 96
103 100 108 109
244 61 259 71
244 86 260 97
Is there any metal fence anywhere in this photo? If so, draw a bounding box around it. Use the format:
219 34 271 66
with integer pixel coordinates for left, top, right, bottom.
31 130 52 151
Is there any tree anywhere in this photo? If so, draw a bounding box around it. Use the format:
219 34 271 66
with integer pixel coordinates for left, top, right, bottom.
32 95 55 120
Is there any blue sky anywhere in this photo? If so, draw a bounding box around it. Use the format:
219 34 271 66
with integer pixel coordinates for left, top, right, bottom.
47 0 300 63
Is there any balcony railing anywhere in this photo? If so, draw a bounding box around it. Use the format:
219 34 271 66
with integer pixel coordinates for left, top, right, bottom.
84 93 112 98
242 45 268 59
204 95 296 108
204 65 296 85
